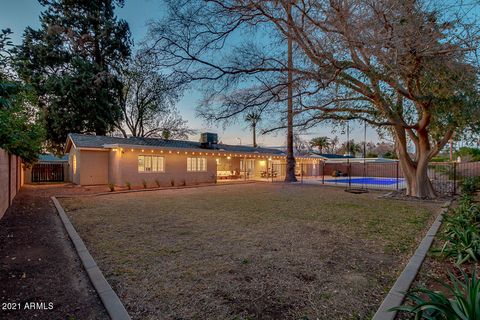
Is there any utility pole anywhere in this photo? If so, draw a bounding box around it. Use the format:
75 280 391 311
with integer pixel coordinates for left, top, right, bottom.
285 0 297 182
346 121 350 156
363 120 367 158
449 138 453 161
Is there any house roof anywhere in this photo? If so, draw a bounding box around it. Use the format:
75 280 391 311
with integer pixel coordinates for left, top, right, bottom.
38 154 69 162
312 153 355 159
66 133 286 156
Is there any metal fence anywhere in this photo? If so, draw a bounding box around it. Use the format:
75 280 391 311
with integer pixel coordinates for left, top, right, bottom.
31 163 64 182
267 161 480 195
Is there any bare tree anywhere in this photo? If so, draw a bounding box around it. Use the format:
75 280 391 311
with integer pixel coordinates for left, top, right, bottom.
285 0 297 181
145 0 310 182
115 54 193 139
329 136 340 154
367 142 396 158
293 133 311 155
146 0 480 197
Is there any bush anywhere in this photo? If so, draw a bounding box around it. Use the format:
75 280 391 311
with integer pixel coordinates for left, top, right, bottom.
170 179 174 187
142 179 147 189
392 269 480 319
457 195 480 225
461 177 480 196
155 179 161 187
440 216 480 265
125 181 131 190
455 147 480 162
430 155 450 162
108 183 115 192
438 195 480 265
383 151 397 159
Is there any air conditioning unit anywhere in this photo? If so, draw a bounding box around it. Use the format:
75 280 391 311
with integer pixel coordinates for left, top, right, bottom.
200 133 218 149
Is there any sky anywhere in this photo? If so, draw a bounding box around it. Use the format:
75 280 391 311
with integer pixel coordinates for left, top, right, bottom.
0 0 382 147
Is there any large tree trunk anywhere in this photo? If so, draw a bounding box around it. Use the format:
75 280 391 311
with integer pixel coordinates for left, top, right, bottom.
285 1 297 183
395 126 436 198
400 159 436 198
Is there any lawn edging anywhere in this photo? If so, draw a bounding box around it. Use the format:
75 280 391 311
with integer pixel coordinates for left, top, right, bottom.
372 200 452 320
51 196 131 320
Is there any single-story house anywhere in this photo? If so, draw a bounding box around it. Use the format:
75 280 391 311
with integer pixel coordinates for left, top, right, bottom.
65 133 323 187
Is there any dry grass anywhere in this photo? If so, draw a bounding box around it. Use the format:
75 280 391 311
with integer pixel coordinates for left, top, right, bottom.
61 183 441 320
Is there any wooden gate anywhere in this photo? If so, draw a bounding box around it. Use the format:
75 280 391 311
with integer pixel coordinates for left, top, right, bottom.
32 163 64 182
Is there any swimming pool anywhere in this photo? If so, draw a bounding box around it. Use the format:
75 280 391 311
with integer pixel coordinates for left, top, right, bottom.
322 177 404 185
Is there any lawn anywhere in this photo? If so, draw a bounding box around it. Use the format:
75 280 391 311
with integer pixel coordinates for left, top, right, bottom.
61 183 441 320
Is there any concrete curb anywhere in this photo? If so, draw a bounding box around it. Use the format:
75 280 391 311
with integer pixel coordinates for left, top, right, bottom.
51 196 131 320
372 200 452 320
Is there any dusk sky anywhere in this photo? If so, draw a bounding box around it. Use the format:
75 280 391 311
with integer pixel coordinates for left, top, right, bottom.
1 0 382 147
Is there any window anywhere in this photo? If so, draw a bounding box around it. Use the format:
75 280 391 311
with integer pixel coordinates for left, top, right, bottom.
240 159 255 172
187 157 207 172
72 154 77 175
138 155 165 172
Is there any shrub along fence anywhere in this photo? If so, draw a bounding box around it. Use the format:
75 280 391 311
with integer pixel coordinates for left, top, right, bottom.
0 148 23 219
269 161 480 195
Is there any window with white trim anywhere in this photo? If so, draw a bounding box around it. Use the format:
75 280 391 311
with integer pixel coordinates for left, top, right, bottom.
138 155 165 172
187 157 207 172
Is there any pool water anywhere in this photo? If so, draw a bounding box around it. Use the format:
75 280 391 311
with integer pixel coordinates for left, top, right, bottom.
323 177 404 185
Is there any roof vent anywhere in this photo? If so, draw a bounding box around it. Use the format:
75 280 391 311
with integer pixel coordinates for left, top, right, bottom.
200 132 218 149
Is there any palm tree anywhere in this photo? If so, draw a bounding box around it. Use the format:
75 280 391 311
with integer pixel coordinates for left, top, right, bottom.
341 139 362 157
245 111 262 147
310 136 330 154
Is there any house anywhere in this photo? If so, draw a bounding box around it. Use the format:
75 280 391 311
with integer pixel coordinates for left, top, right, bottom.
65 133 324 187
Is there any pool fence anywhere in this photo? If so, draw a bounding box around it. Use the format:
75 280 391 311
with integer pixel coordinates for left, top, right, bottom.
267 161 480 195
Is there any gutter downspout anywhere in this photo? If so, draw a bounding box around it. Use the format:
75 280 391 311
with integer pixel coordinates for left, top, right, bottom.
8 153 11 205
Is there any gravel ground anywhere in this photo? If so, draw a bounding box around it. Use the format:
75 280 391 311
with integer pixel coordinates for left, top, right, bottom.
0 184 108 320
